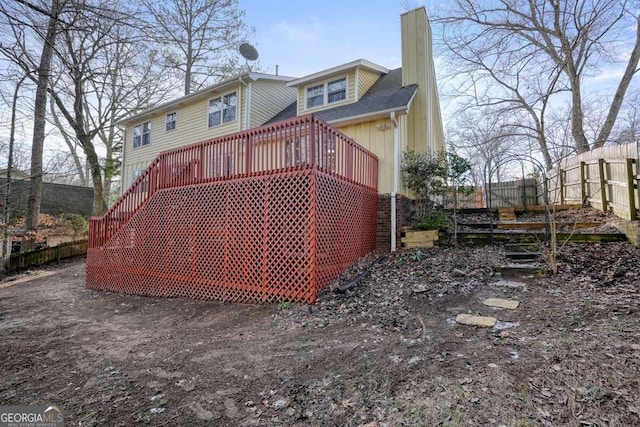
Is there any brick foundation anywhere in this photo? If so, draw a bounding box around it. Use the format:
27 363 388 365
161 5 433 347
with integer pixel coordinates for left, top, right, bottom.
376 194 415 252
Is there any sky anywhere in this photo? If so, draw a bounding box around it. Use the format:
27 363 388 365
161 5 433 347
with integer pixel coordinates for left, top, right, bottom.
239 0 425 78
238 0 637 107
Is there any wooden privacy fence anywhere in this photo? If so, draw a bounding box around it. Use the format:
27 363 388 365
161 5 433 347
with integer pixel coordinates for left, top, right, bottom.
486 178 539 208
87 115 378 304
547 143 638 220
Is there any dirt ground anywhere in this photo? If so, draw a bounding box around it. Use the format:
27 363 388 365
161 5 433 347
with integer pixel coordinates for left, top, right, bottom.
1 240 639 426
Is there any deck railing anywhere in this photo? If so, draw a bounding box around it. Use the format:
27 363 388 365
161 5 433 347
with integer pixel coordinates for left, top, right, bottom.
89 115 378 248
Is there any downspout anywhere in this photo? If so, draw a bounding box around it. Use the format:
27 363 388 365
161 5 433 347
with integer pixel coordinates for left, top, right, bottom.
237 76 248 131
245 81 252 129
391 111 400 252
120 127 127 196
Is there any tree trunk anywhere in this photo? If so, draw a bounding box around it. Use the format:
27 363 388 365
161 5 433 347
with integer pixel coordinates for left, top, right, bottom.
593 17 640 149
81 138 108 215
24 0 61 250
49 96 87 185
569 77 590 154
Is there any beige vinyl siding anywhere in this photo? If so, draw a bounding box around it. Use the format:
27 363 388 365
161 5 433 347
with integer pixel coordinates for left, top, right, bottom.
297 69 357 115
357 69 382 100
401 7 444 154
122 84 244 185
250 80 297 127
123 160 151 189
337 118 394 194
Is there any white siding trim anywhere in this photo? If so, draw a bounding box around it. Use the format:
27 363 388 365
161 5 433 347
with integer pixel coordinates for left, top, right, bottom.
245 82 252 129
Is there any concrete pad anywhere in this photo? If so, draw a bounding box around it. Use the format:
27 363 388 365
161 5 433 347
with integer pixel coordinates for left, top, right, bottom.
483 298 520 310
455 314 497 328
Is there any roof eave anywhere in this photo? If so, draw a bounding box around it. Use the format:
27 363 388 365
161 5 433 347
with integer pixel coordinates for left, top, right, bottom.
287 59 389 88
326 105 411 128
117 72 295 127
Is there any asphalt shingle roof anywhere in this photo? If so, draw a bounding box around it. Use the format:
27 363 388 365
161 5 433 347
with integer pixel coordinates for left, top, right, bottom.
265 68 417 125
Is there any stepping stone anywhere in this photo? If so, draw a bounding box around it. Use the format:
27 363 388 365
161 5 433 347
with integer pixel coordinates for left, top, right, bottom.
493 280 526 289
455 314 497 328
483 298 520 310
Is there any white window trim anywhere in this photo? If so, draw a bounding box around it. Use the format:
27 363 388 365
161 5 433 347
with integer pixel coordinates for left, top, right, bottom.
304 75 349 110
165 111 177 132
207 91 238 128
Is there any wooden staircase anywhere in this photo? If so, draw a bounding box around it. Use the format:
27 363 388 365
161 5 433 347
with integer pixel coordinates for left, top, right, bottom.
453 204 628 278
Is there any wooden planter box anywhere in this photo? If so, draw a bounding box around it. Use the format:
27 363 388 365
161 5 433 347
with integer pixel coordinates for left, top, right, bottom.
400 229 439 248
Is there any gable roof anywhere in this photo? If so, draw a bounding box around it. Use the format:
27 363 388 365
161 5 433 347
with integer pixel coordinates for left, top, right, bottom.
118 72 295 126
286 59 389 88
265 68 417 125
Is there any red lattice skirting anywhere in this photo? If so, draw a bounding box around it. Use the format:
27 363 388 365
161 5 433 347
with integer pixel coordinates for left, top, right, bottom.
86 168 377 303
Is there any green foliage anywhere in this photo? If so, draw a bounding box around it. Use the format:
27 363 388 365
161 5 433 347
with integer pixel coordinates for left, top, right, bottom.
277 301 293 310
64 214 89 240
401 150 473 232
447 152 472 187
444 151 473 242
401 149 448 219
417 211 448 230
398 249 426 264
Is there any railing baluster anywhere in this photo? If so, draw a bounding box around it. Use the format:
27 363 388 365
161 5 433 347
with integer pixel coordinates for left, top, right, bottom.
90 114 378 249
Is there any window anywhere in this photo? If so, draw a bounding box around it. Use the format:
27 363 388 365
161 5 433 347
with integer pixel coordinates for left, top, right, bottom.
305 77 348 109
133 121 151 148
165 112 176 131
327 78 347 103
208 92 237 127
306 84 324 108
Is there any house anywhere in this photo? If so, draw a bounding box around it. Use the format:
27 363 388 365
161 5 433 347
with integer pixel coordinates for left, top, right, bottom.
87 7 443 303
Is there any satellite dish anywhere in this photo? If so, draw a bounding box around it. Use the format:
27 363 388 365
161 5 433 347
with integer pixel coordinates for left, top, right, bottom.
239 43 259 61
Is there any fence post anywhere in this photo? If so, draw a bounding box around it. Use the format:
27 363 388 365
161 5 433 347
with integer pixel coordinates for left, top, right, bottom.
579 161 586 204
559 168 565 205
626 158 636 220
598 159 608 212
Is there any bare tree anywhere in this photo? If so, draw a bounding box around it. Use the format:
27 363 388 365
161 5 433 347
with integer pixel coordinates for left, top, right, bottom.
48 95 87 185
1 0 173 215
46 2 172 214
0 0 65 243
141 0 251 95
611 88 640 145
447 106 530 184
435 0 640 165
